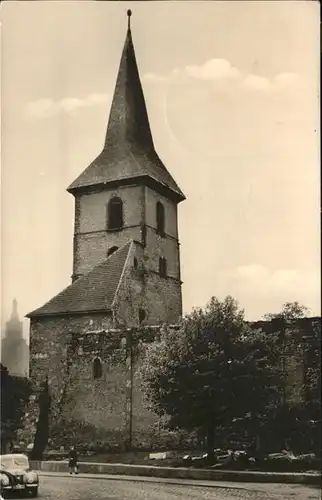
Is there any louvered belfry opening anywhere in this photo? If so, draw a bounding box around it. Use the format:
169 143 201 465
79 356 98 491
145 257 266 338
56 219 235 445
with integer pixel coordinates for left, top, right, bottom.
156 201 165 236
107 197 123 230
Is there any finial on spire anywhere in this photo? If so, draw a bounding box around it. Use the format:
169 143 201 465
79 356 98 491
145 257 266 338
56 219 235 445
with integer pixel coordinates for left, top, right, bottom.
127 9 132 30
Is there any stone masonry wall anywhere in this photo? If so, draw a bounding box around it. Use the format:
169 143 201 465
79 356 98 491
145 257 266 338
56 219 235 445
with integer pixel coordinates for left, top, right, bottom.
113 241 182 327
27 316 320 452
61 329 129 448
29 315 169 450
73 185 145 277
73 185 182 311
29 313 114 443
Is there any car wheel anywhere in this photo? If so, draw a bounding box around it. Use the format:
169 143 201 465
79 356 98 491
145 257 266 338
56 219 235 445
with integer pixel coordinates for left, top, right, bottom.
27 487 38 498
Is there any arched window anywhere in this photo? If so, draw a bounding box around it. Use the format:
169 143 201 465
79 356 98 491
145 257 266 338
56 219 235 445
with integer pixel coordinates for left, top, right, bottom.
107 197 123 230
107 246 119 258
93 357 103 379
156 202 165 236
139 309 146 324
159 257 167 278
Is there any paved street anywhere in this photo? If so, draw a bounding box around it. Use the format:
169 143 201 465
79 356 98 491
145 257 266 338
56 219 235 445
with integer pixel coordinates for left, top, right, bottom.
30 474 320 500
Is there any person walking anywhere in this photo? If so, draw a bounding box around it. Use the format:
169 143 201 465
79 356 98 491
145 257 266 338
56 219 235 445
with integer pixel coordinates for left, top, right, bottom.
68 445 79 475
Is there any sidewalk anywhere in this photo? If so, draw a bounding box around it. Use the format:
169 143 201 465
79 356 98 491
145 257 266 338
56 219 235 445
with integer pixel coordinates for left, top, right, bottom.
31 460 321 486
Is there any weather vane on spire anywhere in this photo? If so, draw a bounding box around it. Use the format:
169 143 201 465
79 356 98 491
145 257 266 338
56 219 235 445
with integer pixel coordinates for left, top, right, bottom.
127 9 132 30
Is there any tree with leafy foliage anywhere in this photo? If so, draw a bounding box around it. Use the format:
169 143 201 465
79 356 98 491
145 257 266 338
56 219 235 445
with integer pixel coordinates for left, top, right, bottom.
138 296 280 457
0 363 32 453
264 301 310 322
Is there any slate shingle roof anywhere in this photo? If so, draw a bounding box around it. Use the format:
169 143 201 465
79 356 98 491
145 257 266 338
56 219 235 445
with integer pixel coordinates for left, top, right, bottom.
67 23 185 202
27 242 132 318
67 144 185 201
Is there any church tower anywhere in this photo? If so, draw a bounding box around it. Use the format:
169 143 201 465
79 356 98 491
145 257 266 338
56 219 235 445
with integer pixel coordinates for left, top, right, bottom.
25 12 186 451
68 11 185 290
28 11 185 326
1 299 29 377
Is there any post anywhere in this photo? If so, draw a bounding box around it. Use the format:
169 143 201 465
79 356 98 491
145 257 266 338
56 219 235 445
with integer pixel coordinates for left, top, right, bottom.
125 329 133 451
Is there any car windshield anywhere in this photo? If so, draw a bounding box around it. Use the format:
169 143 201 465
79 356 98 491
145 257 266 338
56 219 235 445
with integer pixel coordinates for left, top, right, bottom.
0 456 29 469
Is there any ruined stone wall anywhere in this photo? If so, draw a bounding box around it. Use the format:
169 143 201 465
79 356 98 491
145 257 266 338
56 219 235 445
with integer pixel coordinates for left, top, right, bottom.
61 329 129 448
29 312 114 436
29 317 169 450
27 316 320 452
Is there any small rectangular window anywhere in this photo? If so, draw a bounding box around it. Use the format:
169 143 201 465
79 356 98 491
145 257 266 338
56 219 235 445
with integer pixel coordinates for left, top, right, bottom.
159 257 167 278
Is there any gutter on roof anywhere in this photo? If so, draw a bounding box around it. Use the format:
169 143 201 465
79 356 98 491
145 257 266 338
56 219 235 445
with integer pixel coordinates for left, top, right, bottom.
26 308 113 320
67 174 185 203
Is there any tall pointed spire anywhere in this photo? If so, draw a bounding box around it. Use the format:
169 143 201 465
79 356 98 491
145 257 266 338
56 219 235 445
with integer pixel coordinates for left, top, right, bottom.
103 9 154 152
67 11 185 203
11 298 19 320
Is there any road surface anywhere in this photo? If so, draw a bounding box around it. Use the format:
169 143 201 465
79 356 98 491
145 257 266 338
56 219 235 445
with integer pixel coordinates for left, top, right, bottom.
33 474 320 499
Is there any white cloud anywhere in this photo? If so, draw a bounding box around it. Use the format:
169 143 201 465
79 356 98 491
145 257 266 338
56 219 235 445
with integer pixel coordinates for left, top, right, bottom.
144 58 299 94
26 93 110 119
243 72 298 92
143 59 241 85
184 58 241 81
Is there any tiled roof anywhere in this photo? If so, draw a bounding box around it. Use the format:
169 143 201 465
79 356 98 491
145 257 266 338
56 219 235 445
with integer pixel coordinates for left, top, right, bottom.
27 242 132 318
67 23 185 202
67 144 185 200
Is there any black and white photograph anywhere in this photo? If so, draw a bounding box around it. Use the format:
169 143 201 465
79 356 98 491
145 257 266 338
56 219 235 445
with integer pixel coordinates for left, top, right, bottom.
0 1 320 499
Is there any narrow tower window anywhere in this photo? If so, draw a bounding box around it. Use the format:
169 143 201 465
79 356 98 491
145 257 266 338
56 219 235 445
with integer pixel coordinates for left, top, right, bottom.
159 257 167 278
93 357 103 379
107 197 123 230
139 309 146 324
133 257 138 269
107 246 119 258
156 202 165 236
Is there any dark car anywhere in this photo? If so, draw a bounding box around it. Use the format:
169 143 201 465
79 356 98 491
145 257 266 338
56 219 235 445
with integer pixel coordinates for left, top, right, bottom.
0 454 39 498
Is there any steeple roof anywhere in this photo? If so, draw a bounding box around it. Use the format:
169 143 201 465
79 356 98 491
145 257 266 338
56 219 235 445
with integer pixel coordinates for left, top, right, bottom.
67 11 185 203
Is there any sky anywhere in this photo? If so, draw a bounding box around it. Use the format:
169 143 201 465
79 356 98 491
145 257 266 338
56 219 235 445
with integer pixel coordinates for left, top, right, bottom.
0 1 320 340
